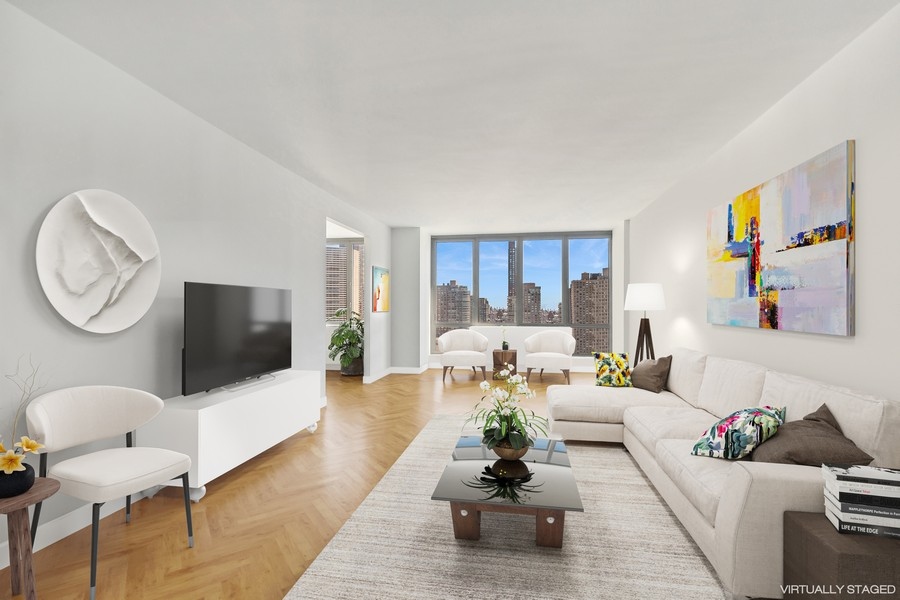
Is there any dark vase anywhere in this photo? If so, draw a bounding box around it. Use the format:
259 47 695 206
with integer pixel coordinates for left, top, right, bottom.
0 462 36 498
341 356 364 376
502 341 509 350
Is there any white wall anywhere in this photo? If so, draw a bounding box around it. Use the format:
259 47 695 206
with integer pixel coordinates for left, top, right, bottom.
627 6 900 400
0 2 391 541
391 228 428 372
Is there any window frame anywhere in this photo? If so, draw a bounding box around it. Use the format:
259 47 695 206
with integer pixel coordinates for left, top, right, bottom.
431 231 612 355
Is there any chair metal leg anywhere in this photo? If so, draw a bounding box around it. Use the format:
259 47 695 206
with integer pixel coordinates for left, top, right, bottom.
126 494 131 523
479 366 487 381
442 366 450 382
181 473 195 548
90 502 103 600
562 369 571 384
526 367 533 380
540 368 545 379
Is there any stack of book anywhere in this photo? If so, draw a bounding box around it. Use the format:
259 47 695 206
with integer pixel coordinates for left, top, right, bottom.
822 464 900 539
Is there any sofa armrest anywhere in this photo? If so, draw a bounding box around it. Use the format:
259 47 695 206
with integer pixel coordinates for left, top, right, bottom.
714 462 824 599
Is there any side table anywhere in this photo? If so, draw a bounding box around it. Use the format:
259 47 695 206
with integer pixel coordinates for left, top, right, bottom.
783 511 900 599
492 349 517 379
0 478 60 600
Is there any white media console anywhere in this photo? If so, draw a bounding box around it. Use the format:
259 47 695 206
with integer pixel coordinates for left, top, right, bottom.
138 369 321 500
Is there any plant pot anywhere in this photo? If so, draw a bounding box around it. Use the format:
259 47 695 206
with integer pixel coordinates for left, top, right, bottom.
492 441 529 461
501 342 509 350
340 356 364 376
0 463 36 498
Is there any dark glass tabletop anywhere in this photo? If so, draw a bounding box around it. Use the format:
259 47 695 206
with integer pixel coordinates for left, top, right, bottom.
431 436 584 512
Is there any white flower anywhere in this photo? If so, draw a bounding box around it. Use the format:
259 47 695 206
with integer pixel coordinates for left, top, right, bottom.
508 374 523 385
499 369 510 378
500 408 511 416
492 388 509 401
479 380 492 392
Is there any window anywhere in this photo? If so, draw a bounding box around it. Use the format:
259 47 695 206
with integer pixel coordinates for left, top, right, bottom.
326 240 365 323
432 233 611 355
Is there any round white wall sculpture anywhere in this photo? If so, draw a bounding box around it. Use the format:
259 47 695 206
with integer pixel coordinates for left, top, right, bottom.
35 189 161 333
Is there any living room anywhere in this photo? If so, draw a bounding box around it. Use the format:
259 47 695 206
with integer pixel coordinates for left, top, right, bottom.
3 1 900 599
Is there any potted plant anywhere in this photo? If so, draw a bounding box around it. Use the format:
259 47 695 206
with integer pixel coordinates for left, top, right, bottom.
468 364 549 460
328 309 364 376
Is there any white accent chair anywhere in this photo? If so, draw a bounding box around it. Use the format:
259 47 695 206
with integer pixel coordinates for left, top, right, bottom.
523 330 577 384
27 386 194 600
437 329 490 382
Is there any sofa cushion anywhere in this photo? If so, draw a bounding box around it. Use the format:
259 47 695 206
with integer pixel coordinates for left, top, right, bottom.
593 352 632 387
696 356 767 418
666 348 707 406
751 403 874 466
624 406 717 457
691 406 785 460
656 438 732 525
547 386 685 424
760 370 900 467
631 355 672 393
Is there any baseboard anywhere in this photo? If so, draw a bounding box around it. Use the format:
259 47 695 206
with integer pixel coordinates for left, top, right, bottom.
390 365 429 375
0 495 134 569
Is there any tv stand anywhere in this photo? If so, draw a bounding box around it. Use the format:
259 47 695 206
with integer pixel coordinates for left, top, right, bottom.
138 369 321 501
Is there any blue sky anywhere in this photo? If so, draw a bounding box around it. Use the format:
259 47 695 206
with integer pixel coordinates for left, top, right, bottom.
436 238 609 309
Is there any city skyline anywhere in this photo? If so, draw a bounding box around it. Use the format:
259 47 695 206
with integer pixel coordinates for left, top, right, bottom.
436 237 609 310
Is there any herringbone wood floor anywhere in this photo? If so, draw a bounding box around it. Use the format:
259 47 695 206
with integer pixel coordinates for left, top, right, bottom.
2 368 592 599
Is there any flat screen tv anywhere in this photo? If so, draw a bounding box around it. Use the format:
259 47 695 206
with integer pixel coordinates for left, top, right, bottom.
183 282 292 395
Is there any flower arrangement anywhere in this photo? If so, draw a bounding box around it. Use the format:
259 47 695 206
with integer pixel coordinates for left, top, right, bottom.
3 356 46 475
469 364 549 452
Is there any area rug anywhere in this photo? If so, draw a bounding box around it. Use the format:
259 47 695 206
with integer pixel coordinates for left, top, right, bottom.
285 414 726 600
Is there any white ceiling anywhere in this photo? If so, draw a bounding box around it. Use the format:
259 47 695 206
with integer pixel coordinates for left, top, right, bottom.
10 0 899 234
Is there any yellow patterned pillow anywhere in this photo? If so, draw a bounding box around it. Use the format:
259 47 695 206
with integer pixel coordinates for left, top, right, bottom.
593 352 632 387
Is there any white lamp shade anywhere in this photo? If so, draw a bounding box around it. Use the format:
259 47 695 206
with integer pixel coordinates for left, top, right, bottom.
624 283 666 311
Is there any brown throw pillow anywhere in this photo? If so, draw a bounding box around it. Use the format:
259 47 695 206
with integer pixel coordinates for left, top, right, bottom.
631 355 672 394
751 403 873 466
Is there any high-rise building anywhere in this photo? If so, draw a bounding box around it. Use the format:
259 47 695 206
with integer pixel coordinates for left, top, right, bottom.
436 279 472 323
522 282 542 323
476 297 490 322
570 269 610 324
326 241 365 321
325 244 349 320
505 241 517 322
569 268 610 354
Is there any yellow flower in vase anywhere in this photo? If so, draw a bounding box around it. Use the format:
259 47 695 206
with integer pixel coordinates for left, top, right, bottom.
0 450 26 475
15 436 44 454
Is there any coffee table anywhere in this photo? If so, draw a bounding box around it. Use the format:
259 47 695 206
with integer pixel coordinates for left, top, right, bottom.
431 436 583 547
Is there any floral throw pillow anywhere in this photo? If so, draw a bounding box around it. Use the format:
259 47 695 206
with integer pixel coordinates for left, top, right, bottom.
593 352 632 387
691 406 786 460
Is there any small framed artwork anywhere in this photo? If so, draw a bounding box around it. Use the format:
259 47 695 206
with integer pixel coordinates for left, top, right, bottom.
373 266 390 312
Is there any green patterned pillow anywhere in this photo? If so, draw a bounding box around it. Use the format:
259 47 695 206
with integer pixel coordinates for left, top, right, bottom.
692 406 786 460
593 352 632 387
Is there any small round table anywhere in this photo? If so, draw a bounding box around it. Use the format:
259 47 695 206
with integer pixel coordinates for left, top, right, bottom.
0 478 60 600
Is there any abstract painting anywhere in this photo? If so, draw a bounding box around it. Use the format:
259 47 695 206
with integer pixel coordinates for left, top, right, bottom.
373 266 390 312
707 141 855 336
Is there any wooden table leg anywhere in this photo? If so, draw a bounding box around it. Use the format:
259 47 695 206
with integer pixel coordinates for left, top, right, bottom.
535 509 565 548
449 502 481 540
8 506 36 599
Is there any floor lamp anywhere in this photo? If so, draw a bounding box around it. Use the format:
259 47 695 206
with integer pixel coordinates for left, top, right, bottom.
624 283 666 365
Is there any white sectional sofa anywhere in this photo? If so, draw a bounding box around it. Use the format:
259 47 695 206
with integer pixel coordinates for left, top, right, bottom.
547 348 900 600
